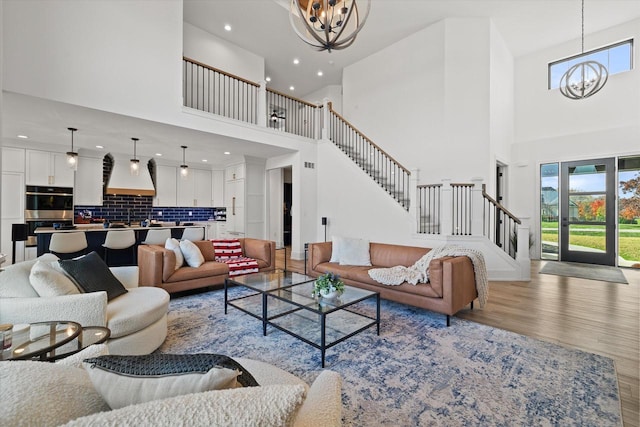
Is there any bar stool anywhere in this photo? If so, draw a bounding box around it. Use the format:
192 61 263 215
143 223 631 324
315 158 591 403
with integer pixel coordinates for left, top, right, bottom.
141 228 171 245
102 229 136 266
49 232 88 259
181 227 204 241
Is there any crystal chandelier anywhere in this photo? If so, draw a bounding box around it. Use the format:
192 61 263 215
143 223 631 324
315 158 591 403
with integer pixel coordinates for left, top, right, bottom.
290 0 370 52
559 0 608 100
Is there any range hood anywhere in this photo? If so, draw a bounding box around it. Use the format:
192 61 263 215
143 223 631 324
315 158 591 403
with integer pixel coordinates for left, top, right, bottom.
105 154 155 196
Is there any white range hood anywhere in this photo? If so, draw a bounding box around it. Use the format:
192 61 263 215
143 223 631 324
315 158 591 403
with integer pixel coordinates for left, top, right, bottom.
105 154 155 196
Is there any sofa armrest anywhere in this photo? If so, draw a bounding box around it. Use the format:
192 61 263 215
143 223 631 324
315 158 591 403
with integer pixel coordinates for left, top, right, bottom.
307 242 333 273
243 238 276 271
137 245 167 287
434 256 478 314
0 292 108 326
294 370 342 427
110 266 139 289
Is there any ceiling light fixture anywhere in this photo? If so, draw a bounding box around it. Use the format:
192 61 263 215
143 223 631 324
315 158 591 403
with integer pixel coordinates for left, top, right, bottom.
66 127 78 170
155 153 163 157
224 151 230 155
317 70 323 76
289 86 295 91
130 137 140 176
96 145 104 149
180 145 189 179
290 0 370 52
560 0 608 100
224 24 232 31
293 58 300 65
17 135 28 139
265 76 271 82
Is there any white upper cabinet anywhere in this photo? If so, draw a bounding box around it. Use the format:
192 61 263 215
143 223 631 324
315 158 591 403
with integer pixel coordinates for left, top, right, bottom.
177 168 212 207
26 150 74 187
75 156 103 206
153 165 177 207
2 147 25 173
212 170 224 207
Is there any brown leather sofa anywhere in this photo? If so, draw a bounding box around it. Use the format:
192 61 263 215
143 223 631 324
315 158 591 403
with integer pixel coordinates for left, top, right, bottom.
138 239 276 293
306 241 477 326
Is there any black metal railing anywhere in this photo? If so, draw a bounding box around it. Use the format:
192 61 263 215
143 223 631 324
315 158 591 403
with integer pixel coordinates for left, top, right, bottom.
266 89 318 139
417 184 442 234
482 185 521 258
451 183 474 235
183 57 259 124
328 105 411 210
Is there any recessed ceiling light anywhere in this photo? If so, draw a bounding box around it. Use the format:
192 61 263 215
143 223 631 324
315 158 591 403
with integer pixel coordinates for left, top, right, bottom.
317 70 323 76
224 24 231 31
155 153 163 157
202 159 208 162
96 145 104 149
293 58 300 65
17 135 28 139
224 151 230 155
265 76 271 82
289 86 295 91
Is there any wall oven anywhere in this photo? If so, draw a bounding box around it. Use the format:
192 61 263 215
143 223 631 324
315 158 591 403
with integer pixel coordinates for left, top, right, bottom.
25 186 74 247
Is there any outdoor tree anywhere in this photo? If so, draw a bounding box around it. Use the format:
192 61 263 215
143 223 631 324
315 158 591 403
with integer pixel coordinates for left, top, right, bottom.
619 172 640 222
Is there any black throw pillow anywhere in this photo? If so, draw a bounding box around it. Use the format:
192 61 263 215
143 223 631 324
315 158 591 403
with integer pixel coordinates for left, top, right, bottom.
58 251 128 301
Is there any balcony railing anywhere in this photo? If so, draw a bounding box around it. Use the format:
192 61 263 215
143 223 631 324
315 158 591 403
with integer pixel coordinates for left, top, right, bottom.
266 88 319 139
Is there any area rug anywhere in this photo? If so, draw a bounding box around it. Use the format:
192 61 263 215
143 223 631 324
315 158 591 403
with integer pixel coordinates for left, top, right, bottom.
540 261 629 284
159 288 622 426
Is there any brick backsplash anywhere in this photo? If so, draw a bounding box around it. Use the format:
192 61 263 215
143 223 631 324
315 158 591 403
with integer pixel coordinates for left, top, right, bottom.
75 194 215 223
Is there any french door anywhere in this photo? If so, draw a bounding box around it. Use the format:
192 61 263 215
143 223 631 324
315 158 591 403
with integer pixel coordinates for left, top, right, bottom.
560 158 616 265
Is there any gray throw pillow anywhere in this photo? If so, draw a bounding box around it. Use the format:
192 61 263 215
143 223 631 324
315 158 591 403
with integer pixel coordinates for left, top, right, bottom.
58 252 128 301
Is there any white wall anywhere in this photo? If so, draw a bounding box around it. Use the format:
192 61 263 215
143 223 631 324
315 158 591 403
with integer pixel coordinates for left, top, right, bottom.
2 0 183 123
510 18 640 258
302 85 343 115
183 22 264 84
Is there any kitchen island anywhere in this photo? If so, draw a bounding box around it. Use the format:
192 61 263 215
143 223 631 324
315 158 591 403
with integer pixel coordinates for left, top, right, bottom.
35 224 206 265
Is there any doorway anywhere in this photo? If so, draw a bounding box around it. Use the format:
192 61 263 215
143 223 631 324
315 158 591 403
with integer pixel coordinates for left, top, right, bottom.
559 158 616 265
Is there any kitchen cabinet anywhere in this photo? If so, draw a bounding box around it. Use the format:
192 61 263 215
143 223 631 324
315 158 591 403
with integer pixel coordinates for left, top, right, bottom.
153 165 177 207
212 170 224 207
177 168 212 207
224 159 264 238
26 149 75 187
2 147 25 173
225 170 245 234
75 156 103 206
1 171 25 263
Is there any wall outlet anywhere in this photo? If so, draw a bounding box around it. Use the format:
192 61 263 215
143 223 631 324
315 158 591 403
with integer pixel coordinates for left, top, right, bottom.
157 211 162 216
188 211 192 216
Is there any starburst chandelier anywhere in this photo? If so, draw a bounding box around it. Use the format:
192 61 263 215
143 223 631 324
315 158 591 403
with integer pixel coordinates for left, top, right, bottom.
289 0 370 52
559 0 608 100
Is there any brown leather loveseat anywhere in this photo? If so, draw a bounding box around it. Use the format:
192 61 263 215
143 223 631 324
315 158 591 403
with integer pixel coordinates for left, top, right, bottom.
306 241 478 326
138 239 275 293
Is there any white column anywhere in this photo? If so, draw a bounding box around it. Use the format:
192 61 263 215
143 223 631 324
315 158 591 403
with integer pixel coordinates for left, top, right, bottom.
257 80 267 128
516 225 531 280
321 97 330 140
440 179 453 236
409 168 420 231
470 177 484 236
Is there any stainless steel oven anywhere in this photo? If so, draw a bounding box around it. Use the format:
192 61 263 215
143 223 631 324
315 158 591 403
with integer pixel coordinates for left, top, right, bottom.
25 186 74 247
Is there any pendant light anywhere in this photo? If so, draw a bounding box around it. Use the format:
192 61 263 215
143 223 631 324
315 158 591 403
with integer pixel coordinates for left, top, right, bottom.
180 145 189 179
66 127 78 170
130 137 140 176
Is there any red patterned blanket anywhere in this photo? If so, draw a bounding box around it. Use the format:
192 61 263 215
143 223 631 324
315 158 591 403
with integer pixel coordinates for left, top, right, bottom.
218 257 259 277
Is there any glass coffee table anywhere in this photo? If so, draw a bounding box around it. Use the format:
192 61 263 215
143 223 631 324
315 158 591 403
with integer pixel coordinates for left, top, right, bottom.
3 321 111 361
225 271 380 367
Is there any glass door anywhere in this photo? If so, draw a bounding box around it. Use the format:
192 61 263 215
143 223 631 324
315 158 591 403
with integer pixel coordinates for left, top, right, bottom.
560 158 616 265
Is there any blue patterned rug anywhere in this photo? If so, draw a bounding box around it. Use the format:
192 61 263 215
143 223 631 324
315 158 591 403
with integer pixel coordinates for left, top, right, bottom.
159 288 622 426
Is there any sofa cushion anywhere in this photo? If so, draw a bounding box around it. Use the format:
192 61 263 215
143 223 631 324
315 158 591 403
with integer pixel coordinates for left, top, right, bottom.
62 384 306 427
164 238 184 270
369 243 430 268
2 360 109 427
29 260 80 297
195 240 217 261
165 261 229 283
106 287 169 338
59 252 128 301
180 239 205 267
0 253 59 298
82 354 249 409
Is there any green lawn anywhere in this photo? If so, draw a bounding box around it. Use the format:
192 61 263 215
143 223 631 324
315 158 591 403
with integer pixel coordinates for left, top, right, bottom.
541 229 640 263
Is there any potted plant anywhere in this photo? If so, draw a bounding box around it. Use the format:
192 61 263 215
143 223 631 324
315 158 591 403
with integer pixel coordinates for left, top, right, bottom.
312 272 345 299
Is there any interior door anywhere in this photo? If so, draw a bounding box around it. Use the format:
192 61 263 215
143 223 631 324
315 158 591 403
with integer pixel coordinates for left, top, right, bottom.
560 158 616 265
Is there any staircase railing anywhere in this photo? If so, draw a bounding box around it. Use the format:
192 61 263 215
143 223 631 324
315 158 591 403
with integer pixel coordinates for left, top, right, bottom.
327 104 411 210
482 184 521 258
451 183 474 236
183 57 260 123
417 184 441 234
266 88 319 139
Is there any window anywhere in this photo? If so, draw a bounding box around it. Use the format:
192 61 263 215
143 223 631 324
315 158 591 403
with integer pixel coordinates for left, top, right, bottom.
548 39 633 90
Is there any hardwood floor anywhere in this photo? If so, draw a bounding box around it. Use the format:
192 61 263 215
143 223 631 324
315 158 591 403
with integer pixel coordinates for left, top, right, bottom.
276 251 640 426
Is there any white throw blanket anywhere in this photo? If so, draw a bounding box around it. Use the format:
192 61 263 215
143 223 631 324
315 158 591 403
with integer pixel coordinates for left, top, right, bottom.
368 245 488 307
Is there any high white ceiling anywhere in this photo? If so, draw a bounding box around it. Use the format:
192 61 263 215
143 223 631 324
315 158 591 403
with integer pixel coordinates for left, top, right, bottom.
3 0 639 165
185 0 640 95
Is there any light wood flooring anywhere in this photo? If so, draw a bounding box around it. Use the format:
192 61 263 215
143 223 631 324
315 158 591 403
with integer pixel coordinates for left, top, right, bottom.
276 250 640 426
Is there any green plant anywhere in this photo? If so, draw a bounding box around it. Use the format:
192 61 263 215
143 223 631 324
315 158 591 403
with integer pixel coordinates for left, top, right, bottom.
312 272 345 298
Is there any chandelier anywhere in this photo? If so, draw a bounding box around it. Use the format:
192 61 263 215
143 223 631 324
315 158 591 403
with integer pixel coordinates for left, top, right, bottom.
289 0 370 52
559 0 608 100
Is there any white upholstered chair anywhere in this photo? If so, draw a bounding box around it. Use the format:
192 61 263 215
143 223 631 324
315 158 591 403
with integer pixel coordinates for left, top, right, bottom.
180 227 204 241
102 230 136 265
141 228 171 245
49 232 88 259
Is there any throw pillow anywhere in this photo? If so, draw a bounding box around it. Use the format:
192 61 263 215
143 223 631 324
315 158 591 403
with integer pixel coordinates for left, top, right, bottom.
164 237 184 270
332 236 372 266
29 260 80 297
180 239 205 267
0 253 59 298
212 238 243 260
62 384 306 427
58 252 128 301
329 236 342 263
82 354 257 410
3 360 109 427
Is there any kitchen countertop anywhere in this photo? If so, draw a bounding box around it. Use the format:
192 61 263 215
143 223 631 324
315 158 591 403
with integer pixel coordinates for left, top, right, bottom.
35 224 205 233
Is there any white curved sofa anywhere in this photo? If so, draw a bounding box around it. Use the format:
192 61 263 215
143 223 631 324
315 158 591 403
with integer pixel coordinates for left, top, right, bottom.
0 255 169 355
